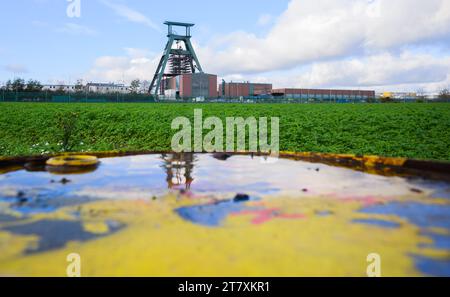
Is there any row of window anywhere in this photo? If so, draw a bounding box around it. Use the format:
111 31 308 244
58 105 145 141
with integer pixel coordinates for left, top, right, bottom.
283 94 372 99
44 86 127 91
46 86 75 89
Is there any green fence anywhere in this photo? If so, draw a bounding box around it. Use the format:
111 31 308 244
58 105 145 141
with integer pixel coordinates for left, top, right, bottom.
1 90 448 104
0 91 155 103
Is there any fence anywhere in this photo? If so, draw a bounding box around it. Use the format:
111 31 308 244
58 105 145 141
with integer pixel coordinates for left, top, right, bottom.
1 90 449 104
0 90 155 103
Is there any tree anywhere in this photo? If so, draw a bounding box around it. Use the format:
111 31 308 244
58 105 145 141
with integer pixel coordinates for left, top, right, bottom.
130 79 141 93
140 80 151 93
414 88 426 103
75 79 84 93
416 88 426 100
26 79 43 92
56 85 65 93
438 88 450 100
5 80 12 91
11 78 26 91
4 79 12 91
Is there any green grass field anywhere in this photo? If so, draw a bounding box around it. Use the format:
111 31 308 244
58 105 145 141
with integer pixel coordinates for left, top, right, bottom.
1 102 449 161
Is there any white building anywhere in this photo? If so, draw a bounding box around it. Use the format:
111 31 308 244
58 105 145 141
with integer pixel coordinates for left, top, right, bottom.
86 83 130 94
42 82 131 94
42 84 77 92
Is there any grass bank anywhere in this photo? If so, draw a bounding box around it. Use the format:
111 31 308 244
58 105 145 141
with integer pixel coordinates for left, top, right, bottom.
0 103 449 161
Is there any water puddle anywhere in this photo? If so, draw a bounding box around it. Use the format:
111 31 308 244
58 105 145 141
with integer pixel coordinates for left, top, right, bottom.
0 153 449 276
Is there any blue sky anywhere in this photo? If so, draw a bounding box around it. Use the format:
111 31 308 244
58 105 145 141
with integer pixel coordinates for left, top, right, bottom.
1 0 450 92
0 0 288 83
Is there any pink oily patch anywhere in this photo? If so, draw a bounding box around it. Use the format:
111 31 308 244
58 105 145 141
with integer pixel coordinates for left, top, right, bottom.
232 208 305 225
341 196 381 207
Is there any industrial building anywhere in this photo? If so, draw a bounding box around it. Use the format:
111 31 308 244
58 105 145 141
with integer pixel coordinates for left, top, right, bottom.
219 81 273 98
163 73 217 99
271 88 376 101
149 21 206 99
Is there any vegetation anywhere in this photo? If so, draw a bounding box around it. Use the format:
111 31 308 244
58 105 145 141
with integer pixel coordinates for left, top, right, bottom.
26 80 43 92
74 79 84 93
130 79 141 93
0 103 449 161
3 78 43 92
439 88 450 100
6 78 26 91
55 111 80 152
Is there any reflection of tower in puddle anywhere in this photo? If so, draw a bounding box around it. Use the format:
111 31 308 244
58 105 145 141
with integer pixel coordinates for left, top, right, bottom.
161 153 196 190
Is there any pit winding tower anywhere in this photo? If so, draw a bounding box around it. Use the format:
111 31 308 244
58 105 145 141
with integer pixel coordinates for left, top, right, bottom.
149 21 204 97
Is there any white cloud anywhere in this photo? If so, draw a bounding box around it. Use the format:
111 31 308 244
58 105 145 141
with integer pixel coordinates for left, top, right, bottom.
364 0 450 48
294 51 450 91
219 50 450 92
198 0 450 75
257 14 273 26
85 48 159 83
4 64 28 74
56 23 97 36
101 0 160 32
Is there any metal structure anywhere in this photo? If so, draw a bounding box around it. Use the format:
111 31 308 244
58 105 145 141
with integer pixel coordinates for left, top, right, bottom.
149 21 203 97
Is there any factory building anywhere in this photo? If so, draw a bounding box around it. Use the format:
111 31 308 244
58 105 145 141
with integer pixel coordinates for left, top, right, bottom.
219 81 273 98
163 73 217 99
271 88 376 100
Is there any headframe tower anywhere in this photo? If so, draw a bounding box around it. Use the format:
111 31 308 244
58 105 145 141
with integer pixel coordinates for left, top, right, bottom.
149 21 204 97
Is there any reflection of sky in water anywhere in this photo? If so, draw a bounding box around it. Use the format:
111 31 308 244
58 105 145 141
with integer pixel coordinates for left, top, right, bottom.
193 156 423 198
0 154 447 201
1 154 450 276
360 202 450 229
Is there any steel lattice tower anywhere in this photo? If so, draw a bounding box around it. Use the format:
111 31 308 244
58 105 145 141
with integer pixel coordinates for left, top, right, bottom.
149 21 203 97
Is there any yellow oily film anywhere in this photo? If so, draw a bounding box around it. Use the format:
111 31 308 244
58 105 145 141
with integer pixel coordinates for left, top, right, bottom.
0 153 449 276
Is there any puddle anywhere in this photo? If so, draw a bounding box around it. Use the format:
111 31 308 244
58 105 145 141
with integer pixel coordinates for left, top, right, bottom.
0 153 449 276
0 154 443 202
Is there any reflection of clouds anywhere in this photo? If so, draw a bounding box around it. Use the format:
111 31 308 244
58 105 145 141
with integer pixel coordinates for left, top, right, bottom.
0 185 26 197
0 154 437 203
73 186 165 200
100 155 161 176
194 155 421 199
0 178 60 197
128 155 161 171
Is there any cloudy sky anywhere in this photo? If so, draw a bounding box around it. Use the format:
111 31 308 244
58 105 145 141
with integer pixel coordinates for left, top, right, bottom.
1 0 449 92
